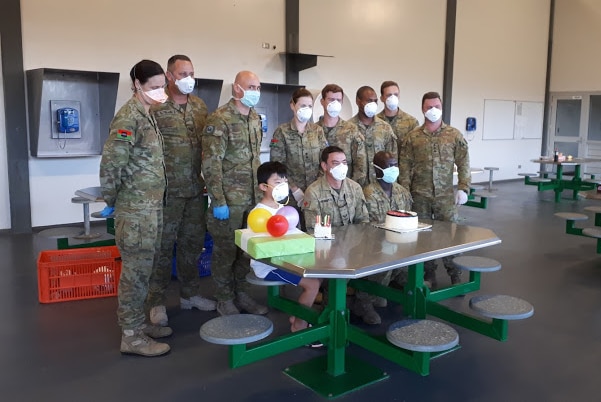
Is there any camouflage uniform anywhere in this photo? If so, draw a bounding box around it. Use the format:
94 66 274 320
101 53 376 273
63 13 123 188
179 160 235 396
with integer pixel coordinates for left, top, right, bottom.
146 92 208 307
269 120 328 192
363 182 413 224
377 109 419 157
317 117 367 185
302 175 369 229
349 115 398 186
201 99 262 301
399 122 471 279
362 181 413 294
99 97 166 330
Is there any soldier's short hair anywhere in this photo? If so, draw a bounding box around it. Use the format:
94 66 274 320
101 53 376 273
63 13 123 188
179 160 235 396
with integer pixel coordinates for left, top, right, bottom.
320 146 345 164
130 60 164 84
290 88 313 104
356 86 376 100
380 81 399 95
258 161 288 185
422 91 442 106
167 55 192 71
321 84 344 100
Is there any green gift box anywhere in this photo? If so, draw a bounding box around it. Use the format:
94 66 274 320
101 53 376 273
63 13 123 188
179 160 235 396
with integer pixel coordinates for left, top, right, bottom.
235 228 315 259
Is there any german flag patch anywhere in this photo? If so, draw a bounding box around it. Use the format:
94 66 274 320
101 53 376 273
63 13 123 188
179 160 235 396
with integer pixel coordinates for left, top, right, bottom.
116 129 133 141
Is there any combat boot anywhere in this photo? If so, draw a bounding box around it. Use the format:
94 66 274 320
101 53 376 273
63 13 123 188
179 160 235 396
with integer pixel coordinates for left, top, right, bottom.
216 300 240 316
373 296 388 308
424 264 438 289
181 295 217 311
149 305 168 327
235 292 268 315
351 300 382 325
142 323 173 338
120 328 170 357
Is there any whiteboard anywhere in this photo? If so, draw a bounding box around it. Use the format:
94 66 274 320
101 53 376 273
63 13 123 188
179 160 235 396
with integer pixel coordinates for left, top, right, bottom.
483 99 515 140
482 99 544 140
514 101 543 139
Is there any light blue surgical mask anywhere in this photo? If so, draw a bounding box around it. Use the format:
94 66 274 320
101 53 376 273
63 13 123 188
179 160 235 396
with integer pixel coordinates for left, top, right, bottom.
237 84 260 108
373 164 399 183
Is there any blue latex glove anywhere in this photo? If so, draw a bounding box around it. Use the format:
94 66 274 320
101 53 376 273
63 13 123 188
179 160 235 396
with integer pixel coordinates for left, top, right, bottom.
100 206 115 217
213 205 230 220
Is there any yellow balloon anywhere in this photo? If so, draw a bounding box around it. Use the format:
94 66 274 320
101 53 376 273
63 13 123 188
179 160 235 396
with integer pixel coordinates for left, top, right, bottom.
247 208 272 233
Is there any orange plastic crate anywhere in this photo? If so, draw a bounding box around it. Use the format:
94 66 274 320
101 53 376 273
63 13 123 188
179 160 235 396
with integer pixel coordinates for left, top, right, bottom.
37 246 122 303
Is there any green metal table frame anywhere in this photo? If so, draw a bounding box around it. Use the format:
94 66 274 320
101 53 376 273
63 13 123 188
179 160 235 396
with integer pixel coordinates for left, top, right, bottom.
224 261 511 399
560 212 601 254
526 162 596 202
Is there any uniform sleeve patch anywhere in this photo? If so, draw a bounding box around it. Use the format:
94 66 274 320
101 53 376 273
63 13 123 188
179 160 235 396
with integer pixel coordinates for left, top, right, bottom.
269 138 279 147
116 129 132 141
205 125 215 134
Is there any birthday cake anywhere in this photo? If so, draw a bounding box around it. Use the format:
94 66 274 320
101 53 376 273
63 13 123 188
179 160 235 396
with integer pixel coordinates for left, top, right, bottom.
384 210 419 231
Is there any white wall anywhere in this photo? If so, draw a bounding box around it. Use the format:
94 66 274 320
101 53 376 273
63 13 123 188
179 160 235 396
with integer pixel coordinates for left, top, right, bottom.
551 0 601 92
299 0 444 122
8 0 564 227
0 35 10 229
453 0 550 181
20 0 286 227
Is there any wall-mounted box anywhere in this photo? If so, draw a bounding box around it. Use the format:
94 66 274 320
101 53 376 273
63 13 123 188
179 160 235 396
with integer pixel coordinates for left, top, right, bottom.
26 68 119 157
193 78 224 114
254 82 305 155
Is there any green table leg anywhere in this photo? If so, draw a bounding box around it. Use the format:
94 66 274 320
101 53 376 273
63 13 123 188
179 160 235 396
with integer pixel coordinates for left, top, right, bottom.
283 278 388 399
553 165 564 202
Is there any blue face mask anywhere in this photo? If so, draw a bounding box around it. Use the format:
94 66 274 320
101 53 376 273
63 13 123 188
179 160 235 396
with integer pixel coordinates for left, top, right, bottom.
373 164 399 183
238 84 260 108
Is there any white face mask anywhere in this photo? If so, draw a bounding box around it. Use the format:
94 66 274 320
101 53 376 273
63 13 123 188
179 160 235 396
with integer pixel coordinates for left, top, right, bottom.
424 106 442 123
330 163 348 181
175 75 195 94
270 182 289 204
296 106 312 123
145 88 168 104
326 100 342 118
364 101 378 118
385 95 399 111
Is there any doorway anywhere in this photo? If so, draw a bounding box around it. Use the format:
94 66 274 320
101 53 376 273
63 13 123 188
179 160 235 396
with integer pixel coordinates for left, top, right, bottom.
549 92 601 175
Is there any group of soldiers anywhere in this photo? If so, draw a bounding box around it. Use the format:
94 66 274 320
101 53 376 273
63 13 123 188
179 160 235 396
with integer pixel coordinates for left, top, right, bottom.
99 54 471 357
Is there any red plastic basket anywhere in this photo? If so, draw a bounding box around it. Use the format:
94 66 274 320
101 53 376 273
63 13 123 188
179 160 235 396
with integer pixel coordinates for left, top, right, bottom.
37 246 122 303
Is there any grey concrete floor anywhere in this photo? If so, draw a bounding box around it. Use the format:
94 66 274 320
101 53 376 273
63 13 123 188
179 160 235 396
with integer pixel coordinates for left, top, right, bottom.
1 179 599 401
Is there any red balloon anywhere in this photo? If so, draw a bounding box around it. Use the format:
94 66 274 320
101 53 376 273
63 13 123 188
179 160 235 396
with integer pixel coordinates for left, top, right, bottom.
275 206 300 229
266 215 289 237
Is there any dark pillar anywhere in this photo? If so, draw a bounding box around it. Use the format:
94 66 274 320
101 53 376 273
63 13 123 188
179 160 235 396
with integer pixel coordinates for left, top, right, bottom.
1 0 32 233
442 0 457 123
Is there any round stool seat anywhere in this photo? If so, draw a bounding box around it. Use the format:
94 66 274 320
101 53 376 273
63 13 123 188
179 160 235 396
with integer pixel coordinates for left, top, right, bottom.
469 294 534 320
484 167 499 171
199 314 273 345
554 212 588 221
453 256 501 272
472 192 498 198
71 196 90 204
386 319 459 352
582 227 601 238
469 184 485 190
529 177 552 183
246 271 287 286
91 211 115 219
518 173 538 177
584 206 601 214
